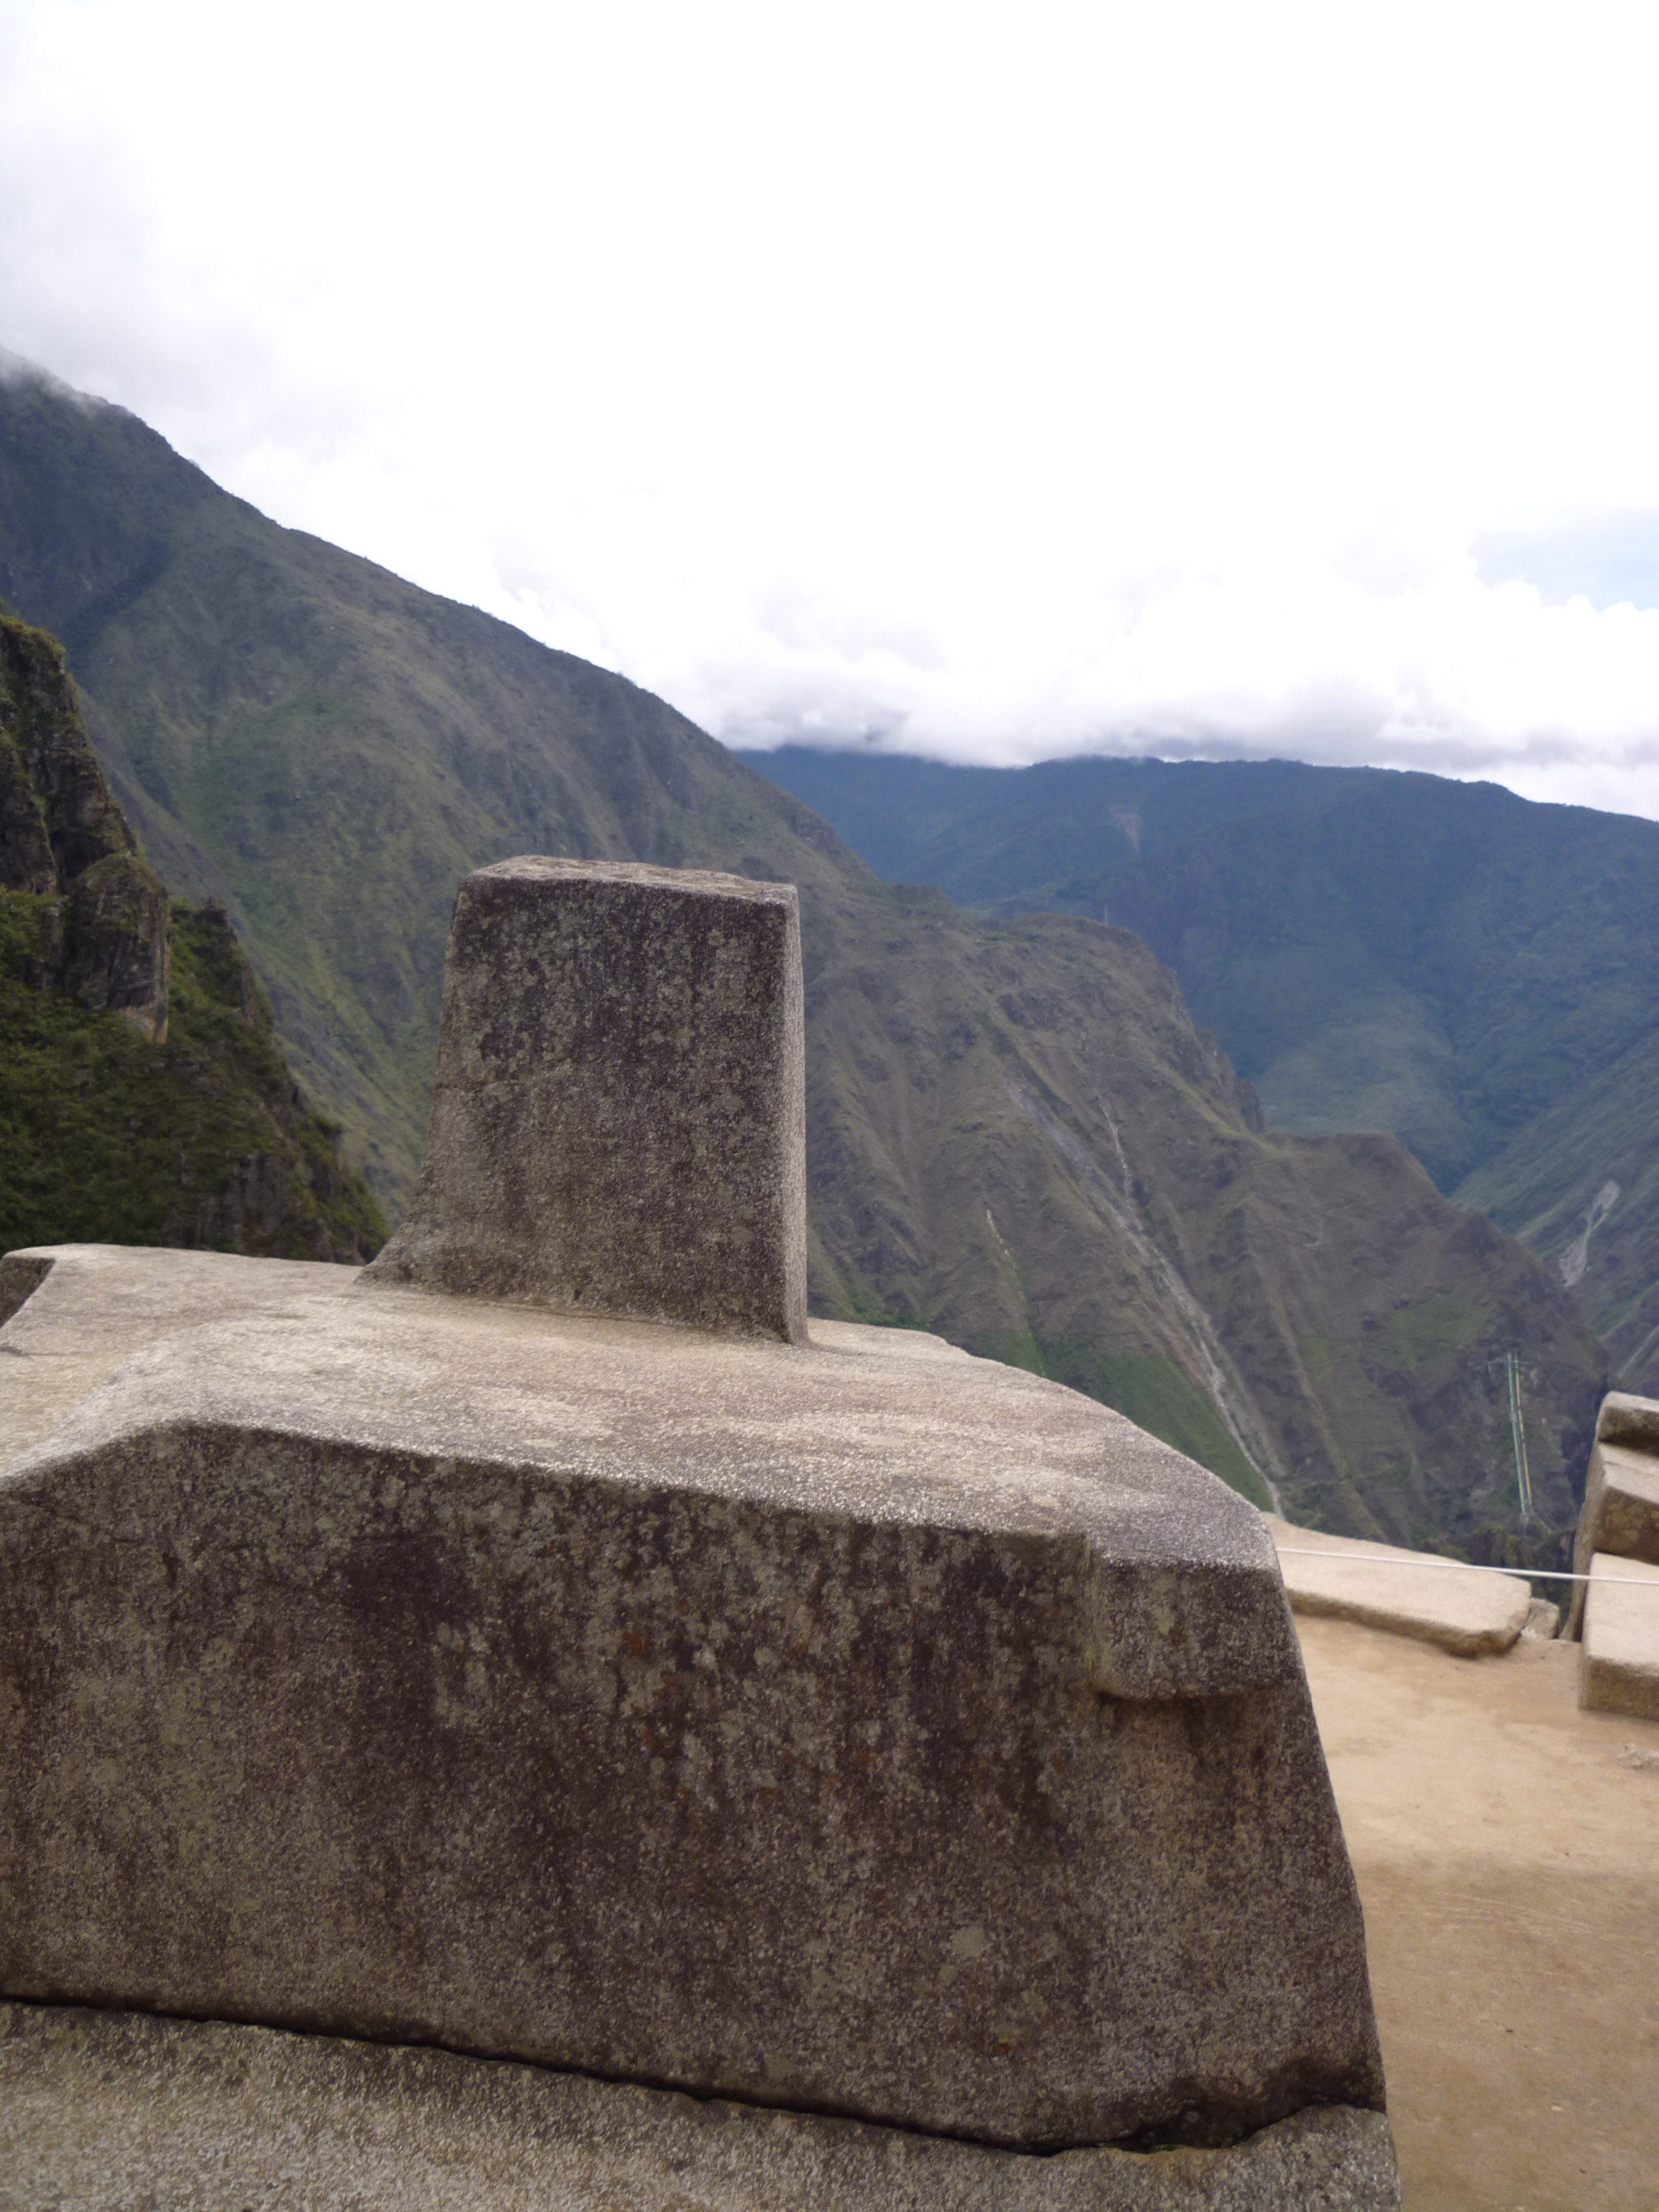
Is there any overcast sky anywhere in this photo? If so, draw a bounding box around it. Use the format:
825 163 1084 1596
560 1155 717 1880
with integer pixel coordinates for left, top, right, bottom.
4 0 1659 816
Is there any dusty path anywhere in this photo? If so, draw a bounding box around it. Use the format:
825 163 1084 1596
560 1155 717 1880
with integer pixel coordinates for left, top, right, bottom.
1297 1617 1659 2210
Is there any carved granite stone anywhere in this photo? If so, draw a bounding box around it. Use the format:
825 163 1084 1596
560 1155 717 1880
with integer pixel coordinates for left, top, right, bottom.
365 858 807 1340
1580 1554 1659 1722
1 855 1397 2203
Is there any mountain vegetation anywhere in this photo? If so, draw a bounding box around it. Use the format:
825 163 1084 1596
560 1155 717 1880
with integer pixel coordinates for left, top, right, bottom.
0 361 1610 1546
0 610 385 1261
743 748 1659 1394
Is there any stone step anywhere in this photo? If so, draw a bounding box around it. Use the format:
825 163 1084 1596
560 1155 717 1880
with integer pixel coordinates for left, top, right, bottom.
1565 1390 1659 1639
1580 1552 1659 1722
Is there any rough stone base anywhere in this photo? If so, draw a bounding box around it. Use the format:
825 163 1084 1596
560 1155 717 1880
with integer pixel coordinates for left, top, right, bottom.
2 1255 1385 2150
0 2003 1399 2211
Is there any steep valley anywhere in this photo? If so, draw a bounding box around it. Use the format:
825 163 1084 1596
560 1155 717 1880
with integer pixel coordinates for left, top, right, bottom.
746 746 1659 1396
0 360 1609 1543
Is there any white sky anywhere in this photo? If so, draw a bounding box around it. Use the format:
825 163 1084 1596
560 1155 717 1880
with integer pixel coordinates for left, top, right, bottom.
4 0 1659 814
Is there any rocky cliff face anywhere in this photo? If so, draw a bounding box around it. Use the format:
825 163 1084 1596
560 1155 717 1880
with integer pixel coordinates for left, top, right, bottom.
0 616 170 1038
0 612 386 1264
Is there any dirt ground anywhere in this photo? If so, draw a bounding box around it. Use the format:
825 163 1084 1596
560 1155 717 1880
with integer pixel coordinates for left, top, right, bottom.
1296 1616 1659 2212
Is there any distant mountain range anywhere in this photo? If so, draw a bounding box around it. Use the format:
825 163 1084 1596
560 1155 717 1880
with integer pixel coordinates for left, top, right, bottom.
0 360 1609 1548
736 748 1659 1394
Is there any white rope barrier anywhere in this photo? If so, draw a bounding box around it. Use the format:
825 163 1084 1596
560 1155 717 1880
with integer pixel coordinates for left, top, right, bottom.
1274 1549 1659 1588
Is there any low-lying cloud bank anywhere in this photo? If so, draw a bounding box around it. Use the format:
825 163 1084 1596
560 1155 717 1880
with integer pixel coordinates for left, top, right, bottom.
484 494 1659 820
5 0 1659 820
8 344 1659 824
644 538 1659 822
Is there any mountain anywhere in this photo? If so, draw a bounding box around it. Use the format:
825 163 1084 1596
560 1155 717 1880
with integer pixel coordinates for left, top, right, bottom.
740 747 1659 1393
0 360 1609 1544
0 611 385 1261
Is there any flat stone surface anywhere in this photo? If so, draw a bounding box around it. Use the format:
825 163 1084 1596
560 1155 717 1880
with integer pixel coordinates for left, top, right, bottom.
1 1244 1384 2155
1299 1615 1659 2210
0 2005 1401 2212
1264 1516 1531 1657
0 1243 358 1459
365 859 808 1340
1580 1552 1659 1721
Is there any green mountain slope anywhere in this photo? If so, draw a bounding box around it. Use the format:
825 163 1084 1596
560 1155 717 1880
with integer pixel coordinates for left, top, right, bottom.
744 746 1659 1392
800 889 1602 1540
0 612 385 1261
0 362 1608 1541
736 748 1380 911
1457 1025 1659 1388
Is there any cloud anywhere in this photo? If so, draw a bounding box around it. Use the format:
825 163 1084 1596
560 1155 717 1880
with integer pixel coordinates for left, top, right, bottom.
1473 514 1659 613
3 0 1659 816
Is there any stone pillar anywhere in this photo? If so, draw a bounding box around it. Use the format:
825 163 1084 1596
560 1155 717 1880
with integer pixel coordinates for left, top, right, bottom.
366 858 808 1341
